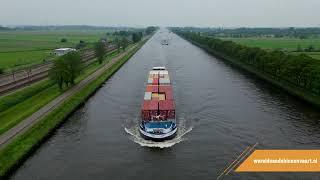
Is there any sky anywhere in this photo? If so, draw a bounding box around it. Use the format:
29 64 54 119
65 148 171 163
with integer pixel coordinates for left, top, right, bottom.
0 0 319 27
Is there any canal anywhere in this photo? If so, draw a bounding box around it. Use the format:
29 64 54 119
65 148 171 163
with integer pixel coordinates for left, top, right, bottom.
11 29 320 180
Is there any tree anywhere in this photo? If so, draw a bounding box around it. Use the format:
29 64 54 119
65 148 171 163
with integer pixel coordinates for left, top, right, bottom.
296 44 302 52
305 45 315 52
61 38 67 43
121 37 129 50
114 37 121 53
172 29 320 95
132 32 142 43
146 26 157 35
76 40 86 49
94 41 106 64
49 52 82 90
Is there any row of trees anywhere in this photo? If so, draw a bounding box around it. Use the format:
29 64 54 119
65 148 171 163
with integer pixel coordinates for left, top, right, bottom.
49 26 158 90
174 27 320 39
173 30 320 95
49 52 82 90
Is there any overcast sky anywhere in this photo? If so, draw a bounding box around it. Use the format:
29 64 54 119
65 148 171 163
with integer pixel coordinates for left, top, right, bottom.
1 0 319 27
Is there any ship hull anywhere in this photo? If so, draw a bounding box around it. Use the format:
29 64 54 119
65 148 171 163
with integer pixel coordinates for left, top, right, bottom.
139 125 177 141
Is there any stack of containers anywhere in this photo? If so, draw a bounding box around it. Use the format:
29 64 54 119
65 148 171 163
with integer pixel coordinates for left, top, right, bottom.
159 86 173 100
142 69 175 121
158 70 175 120
159 71 170 84
159 100 175 120
141 100 158 121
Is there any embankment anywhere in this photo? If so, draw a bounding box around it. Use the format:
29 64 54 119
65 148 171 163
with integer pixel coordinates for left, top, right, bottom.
0 38 149 178
176 34 320 108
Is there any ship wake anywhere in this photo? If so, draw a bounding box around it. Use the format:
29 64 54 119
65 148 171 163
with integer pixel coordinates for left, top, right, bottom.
124 117 192 148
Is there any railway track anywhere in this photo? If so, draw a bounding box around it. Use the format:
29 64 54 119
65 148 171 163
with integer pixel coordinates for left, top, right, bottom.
0 45 117 96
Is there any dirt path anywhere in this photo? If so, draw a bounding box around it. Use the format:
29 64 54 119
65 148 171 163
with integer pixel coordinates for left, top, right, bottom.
0 44 138 150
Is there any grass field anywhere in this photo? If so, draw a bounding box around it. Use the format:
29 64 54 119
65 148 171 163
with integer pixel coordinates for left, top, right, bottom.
221 37 320 50
221 37 320 59
0 30 113 71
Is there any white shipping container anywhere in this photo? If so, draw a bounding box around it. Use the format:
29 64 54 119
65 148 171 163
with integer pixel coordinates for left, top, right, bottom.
148 78 153 84
159 79 170 84
144 92 152 100
163 74 170 79
159 71 168 75
149 71 159 75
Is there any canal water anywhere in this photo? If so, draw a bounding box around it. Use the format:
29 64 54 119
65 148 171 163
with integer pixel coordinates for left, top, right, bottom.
11 29 320 180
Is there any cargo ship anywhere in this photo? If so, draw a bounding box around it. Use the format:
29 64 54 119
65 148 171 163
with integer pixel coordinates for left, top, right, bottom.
161 39 169 45
139 67 177 141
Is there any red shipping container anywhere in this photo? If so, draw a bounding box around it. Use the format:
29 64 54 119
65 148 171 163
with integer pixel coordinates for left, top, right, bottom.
152 78 158 85
141 100 158 121
159 100 175 110
145 85 158 92
159 85 173 100
159 100 175 119
142 100 158 110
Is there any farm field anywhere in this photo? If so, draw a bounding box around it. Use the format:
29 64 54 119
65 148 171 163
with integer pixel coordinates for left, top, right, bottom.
220 37 320 50
0 30 112 71
221 37 320 60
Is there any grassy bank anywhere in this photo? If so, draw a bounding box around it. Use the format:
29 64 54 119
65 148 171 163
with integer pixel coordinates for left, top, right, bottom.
0 47 129 136
0 38 148 178
183 37 320 108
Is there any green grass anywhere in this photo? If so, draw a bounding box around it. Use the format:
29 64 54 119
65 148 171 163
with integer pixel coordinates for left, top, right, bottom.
0 39 147 178
0 44 131 136
0 50 54 70
288 52 320 60
0 80 54 112
0 85 61 135
0 30 114 71
221 37 320 51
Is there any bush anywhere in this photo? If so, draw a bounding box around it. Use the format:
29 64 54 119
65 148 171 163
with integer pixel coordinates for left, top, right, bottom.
60 38 67 43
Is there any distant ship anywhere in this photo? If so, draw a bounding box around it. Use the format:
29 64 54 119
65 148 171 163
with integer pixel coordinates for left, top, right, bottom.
161 39 169 45
139 67 177 141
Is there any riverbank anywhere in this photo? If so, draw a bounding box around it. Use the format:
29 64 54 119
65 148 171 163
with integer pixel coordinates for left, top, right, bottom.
0 38 149 178
178 35 320 108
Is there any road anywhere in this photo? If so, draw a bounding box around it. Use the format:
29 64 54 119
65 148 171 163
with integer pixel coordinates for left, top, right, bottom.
10 30 320 180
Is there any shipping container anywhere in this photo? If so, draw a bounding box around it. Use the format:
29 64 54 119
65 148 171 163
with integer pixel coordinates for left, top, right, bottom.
159 78 170 84
149 70 158 74
142 100 158 110
159 100 175 110
159 70 168 75
152 78 158 85
144 92 152 100
159 85 173 100
158 94 165 100
145 85 158 92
